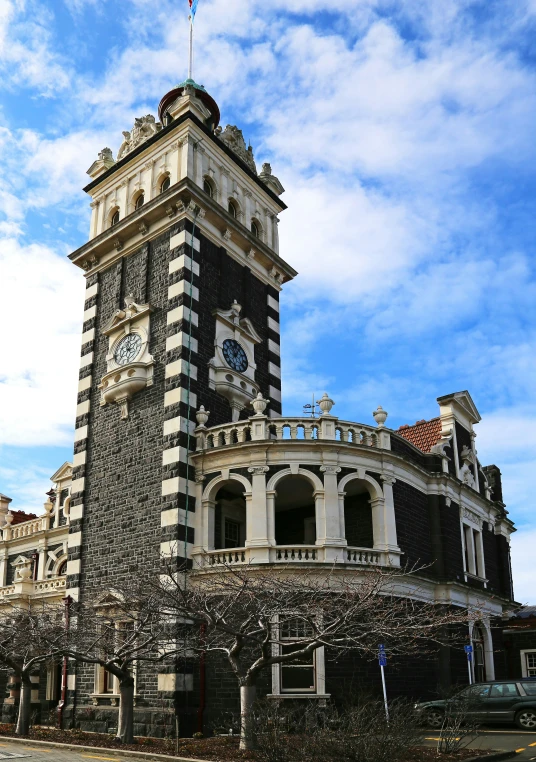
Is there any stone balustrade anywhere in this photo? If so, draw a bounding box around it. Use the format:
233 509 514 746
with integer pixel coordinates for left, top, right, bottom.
8 517 47 539
195 415 390 452
0 575 66 599
200 545 381 567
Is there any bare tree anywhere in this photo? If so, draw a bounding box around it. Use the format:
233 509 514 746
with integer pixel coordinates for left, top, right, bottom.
157 563 480 750
0 601 66 735
60 582 170 744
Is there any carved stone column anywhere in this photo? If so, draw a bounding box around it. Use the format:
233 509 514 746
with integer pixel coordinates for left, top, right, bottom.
201 499 216 552
371 476 401 565
0 547 8 587
319 466 345 547
195 144 206 188
245 467 270 563
37 538 48 580
266 489 277 547
182 136 196 182
220 167 229 206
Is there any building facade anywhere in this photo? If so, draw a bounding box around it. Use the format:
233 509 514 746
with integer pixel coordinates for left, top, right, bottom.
0 79 517 735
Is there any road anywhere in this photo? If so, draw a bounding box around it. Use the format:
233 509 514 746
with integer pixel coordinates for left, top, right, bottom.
0 740 151 762
0 729 535 761
423 727 536 760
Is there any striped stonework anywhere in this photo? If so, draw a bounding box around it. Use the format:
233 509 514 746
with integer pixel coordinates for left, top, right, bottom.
66 272 99 699
266 285 282 418
161 223 200 569
68 273 99 601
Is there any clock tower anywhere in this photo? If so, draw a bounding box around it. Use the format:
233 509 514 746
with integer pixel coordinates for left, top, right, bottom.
65 79 295 723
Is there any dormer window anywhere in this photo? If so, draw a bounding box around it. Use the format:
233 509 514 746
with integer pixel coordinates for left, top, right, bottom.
203 177 214 198
135 193 144 210
111 210 120 227
251 220 259 238
228 199 237 218
160 176 170 194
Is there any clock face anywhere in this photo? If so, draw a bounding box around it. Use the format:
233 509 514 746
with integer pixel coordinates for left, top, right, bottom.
114 333 142 366
222 339 248 373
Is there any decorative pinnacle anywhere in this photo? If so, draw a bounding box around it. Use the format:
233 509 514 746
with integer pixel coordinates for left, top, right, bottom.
373 406 388 427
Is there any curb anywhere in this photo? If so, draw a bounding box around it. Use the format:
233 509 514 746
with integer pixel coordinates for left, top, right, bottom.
465 752 518 762
0 735 211 762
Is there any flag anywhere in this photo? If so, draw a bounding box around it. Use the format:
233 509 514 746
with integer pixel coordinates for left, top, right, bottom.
189 0 199 18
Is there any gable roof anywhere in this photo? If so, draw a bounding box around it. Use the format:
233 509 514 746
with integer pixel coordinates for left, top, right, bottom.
437 390 481 424
10 510 38 525
398 417 442 453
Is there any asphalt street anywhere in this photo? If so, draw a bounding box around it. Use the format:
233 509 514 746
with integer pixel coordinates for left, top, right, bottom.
1 729 536 762
423 727 536 760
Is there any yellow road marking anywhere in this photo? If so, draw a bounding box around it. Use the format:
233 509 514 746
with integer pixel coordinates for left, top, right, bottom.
530 742 536 747
26 749 52 752
81 756 120 761
516 749 526 753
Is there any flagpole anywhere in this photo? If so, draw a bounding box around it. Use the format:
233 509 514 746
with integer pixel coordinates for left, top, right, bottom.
188 13 193 80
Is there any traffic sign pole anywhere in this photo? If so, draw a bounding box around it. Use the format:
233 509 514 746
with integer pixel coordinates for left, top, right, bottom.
464 644 473 685
378 645 389 723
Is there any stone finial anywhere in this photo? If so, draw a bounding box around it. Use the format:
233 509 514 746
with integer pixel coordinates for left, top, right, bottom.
4 512 13 526
251 393 269 416
43 500 54 516
231 300 242 322
317 392 335 415
196 406 210 427
373 406 388 427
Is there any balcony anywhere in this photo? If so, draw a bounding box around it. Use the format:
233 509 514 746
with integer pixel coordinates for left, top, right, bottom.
200 545 381 567
0 576 66 600
190 398 401 570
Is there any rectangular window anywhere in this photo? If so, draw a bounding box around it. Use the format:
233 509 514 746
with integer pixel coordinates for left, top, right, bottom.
462 523 484 578
280 618 316 694
224 519 240 549
525 652 536 677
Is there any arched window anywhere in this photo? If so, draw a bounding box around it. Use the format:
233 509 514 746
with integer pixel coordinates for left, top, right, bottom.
251 220 259 238
212 482 246 550
160 176 170 194
228 199 237 218
343 480 374 549
203 178 214 198
135 192 144 210
274 476 316 546
110 210 120 227
57 560 67 577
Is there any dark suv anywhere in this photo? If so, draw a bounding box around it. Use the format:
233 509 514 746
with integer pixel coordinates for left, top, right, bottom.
415 681 536 730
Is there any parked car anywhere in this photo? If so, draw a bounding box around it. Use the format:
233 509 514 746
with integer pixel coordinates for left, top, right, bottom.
414 681 536 730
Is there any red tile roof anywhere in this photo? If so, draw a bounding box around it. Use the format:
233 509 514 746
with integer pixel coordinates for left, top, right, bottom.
398 417 442 453
10 510 38 525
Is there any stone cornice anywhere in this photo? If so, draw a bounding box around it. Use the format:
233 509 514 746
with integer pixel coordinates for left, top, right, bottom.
69 178 297 288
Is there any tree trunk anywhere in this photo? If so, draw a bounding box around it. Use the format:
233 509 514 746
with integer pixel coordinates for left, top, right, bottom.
239 683 257 751
116 676 135 744
15 675 32 736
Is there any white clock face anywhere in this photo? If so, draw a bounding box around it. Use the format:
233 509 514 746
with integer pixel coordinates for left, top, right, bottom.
114 333 142 366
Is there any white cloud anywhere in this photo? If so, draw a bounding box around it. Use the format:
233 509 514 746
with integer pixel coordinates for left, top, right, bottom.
0 237 85 446
0 0 71 94
511 528 536 605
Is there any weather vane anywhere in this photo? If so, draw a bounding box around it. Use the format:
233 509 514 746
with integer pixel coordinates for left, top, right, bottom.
302 394 321 418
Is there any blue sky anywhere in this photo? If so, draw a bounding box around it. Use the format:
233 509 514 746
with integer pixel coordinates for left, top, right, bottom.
0 0 535 601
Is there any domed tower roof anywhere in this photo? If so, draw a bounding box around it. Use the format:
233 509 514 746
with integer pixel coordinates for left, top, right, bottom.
158 78 220 131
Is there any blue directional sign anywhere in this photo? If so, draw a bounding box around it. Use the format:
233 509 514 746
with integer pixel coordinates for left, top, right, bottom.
464 644 473 662
378 644 387 666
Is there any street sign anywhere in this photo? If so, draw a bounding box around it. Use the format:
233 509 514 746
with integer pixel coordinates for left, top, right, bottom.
378 645 389 722
464 645 473 653
465 644 473 685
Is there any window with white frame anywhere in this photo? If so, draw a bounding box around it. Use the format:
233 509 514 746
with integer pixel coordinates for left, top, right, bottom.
93 620 135 697
461 516 485 579
521 650 536 678
279 617 316 693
